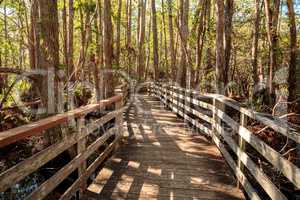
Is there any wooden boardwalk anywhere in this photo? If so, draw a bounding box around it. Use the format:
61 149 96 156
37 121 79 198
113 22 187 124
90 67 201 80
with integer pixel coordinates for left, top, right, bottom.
85 94 245 200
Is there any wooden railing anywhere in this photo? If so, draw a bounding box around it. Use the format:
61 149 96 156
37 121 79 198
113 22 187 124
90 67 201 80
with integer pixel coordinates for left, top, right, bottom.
151 82 300 200
0 85 129 200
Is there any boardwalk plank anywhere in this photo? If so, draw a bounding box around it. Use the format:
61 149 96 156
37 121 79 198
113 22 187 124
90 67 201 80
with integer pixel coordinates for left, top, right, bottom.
85 95 245 200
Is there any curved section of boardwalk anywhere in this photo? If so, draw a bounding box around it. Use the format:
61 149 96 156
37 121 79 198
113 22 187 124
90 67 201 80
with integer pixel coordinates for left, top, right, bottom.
86 94 245 200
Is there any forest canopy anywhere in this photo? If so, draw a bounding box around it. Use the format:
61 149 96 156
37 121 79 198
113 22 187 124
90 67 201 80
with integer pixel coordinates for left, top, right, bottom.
0 0 299 118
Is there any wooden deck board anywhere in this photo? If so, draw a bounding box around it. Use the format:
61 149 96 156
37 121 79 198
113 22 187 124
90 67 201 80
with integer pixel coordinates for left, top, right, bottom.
85 95 245 200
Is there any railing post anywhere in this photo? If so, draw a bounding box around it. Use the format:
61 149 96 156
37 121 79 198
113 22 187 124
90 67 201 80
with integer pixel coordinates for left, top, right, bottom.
115 98 123 139
164 84 168 106
212 97 223 137
77 116 87 196
114 88 124 138
237 112 247 188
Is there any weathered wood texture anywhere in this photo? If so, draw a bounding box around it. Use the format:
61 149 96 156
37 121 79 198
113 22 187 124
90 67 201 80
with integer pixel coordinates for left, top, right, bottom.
0 88 127 199
153 83 300 200
85 94 244 200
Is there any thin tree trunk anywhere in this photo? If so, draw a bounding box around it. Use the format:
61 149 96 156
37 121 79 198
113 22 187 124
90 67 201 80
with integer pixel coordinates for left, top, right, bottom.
251 0 261 85
62 0 68 68
96 0 104 101
103 0 114 98
68 0 75 81
151 0 159 80
195 0 208 86
205 0 212 92
215 0 225 94
116 0 122 68
126 0 132 76
263 0 280 103
224 0 234 87
167 0 176 81
177 0 189 88
137 0 147 81
161 0 168 78
29 0 38 70
287 0 299 112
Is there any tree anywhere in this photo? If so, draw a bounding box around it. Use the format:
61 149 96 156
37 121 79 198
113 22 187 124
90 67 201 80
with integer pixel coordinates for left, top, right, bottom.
137 0 146 81
224 0 234 87
215 0 225 94
167 0 176 81
177 0 189 87
151 0 159 80
263 0 280 103
68 0 75 81
251 0 261 85
287 0 299 112
103 0 114 98
115 0 122 68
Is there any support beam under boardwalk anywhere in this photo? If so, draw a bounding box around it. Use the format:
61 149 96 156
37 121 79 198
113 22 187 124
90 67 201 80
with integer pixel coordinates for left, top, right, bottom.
85 95 245 200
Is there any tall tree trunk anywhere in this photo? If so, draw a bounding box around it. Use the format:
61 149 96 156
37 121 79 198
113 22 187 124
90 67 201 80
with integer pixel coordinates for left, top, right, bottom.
37 0 60 115
126 0 132 76
177 0 189 88
62 0 68 68
195 0 208 87
204 0 212 92
95 1 103 101
251 0 261 85
161 0 168 78
167 0 176 81
137 0 147 81
29 0 39 70
116 0 122 68
151 0 159 80
215 0 225 94
68 0 75 81
4 2 8 67
263 0 280 103
103 0 114 98
287 0 299 112
224 0 234 87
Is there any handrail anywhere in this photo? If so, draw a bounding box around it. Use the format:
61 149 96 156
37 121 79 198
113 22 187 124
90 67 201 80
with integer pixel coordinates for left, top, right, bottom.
151 82 300 200
0 95 122 148
0 85 128 199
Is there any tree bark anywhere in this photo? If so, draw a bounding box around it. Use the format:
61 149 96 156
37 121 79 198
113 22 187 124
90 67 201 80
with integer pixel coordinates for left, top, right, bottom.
151 0 159 80
287 0 299 112
116 0 122 68
177 0 189 88
167 0 176 81
263 0 280 102
37 0 60 115
103 0 114 98
67 0 75 81
224 0 234 87
215 0 225 94
161 0 168 78
126 0 132 76
62 0 68 68
251 0 261 85
137 0 147 81
195 0 209 87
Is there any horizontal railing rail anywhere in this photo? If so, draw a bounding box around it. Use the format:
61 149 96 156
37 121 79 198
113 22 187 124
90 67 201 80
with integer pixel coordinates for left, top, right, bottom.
0 86 128 200
151 82 300 200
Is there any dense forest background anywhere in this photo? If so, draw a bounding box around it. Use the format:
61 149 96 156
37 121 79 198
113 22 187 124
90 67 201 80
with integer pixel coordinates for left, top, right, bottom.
0 0 299 125
0 0 300 199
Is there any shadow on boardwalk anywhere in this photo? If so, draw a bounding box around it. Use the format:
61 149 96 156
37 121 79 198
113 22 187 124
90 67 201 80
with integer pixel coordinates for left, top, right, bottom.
85 94 245 200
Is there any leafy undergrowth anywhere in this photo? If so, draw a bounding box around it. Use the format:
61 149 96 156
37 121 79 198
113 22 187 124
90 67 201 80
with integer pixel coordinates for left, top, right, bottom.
245 115 300 199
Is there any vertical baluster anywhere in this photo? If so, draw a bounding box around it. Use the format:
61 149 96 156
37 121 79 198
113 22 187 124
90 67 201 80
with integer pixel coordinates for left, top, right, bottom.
115 98 123 139
237 112 247 188
114 88 124 138
77 116 87 196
